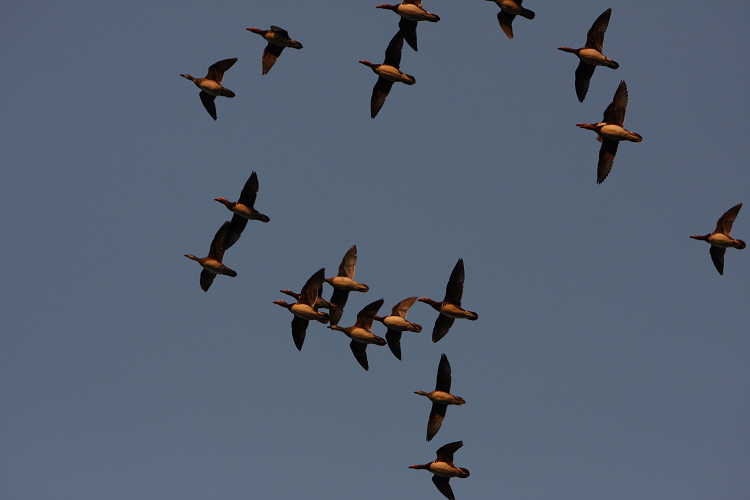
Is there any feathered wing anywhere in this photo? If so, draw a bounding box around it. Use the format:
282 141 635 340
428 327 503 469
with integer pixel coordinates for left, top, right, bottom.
223 214 248 250
199 91 217 120
435 353 452 392
431 475 454 500
238 171 259 207
709 245 726 275
199 268 216 292
371 77 394 118
596 139 618 184
262 43 284 75
497 10 515 39
444 259 465 306
206 58 237 84
715 203 742 236
432 314 455 343
355 299 384 331
574 59 596 103
586 8 611 51
603 80 628 126
393 296 418 318
291 316 309 351
300 268 325 306
399 17 419 51
349 340 369 371
383 31 405 68
338 245 357 278
426 402 447 441
385 329 402 360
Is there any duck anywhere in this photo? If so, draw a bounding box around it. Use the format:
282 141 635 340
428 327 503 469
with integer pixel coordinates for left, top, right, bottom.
415 354 465 441
577 80 642 184
328 299 386 371
279 289 334 310
246 26 303 75
184 221 237 292
359 31 415 118
214 171 270 250
274 268 330 350
558 8 619 102
690 203 745 275
325 245 369 326
373 296 422 360
180 58 237 120
376 1 440 52
488 0 535 40
419 258 478 343
409 441 470 500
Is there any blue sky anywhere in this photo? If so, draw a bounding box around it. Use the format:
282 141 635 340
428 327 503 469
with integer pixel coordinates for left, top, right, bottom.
2 1 749 498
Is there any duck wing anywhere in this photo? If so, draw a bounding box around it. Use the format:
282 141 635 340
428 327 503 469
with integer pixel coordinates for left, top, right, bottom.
497 10 515 39
371 77 394 118
223 214 248 251
603 80 628 126
432 314 455 343
328 288 349 326
399 17 419 51
426 402 447 442
262 43 285 75
300 268 326 306
435 440 463 464
199 91 217 120
206 57 237 84
237 171 260 207
338 245 357 278
291 316 309 351
585 8 611 51
385 329 402 360
596 138 618 184
715 203 742 236
383 31 404 68
444 258 465 305
355 298 384 330
709 245 726 275
199 269 216 292
431 475 454 500
392 296 418 318
435 353 452 392
349 340 370 371
208 221 231 261
574 59 596 103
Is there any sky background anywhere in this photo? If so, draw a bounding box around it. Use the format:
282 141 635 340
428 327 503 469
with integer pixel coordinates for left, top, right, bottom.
2 1 749 499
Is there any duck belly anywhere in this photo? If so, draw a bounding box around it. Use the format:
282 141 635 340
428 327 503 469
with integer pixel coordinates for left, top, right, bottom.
383 316 412 331
291 303 324 321
440 303 472 319
230 203 254 219
430 461 464 478
198 80 224 96
427 391 456 405
376 65 411 84
707 233 736 248
578 48 608 66
328 277 368 292
599 124 631 141
347 328 382 345
398 4 429 21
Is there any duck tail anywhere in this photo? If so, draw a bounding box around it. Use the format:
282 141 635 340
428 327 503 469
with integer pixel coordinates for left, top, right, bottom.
629 132 643 143
735 239 746 250
520 8 535 19
606 59 619 70
403 74 416 85
467 311 478 321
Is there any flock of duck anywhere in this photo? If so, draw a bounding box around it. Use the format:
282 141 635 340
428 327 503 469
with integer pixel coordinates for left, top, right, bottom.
181 2 745 498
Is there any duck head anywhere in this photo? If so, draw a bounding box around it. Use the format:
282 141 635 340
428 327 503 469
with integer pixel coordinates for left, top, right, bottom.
689 234 710 241
375 4 399 11
246 27 265 36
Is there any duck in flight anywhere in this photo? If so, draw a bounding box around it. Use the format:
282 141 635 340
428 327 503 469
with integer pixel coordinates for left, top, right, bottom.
414 354 465 441
409 441 470 500
180 58 237 120
376 1 440 52
214 171 270 251
246 26 303 75
184 221 237 292
359 31 415 118
419 259 478 343
690 203 745 275
558 8 619 102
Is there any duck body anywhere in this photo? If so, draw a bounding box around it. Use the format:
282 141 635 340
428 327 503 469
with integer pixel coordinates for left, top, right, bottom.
247 26 302 75
326 245 369 325
180 58 237 120
215 171 270 250
489 0 534 39
410 441 470 500
376 1 440 51
274 268 328 350
280 290 334 310
360 32 415 118
328 298 385 370
558 9 618 102
415 353 465 441
577 80 641 184
422 300 479 321
419 259 478 343
690 203 745 275
184 221 237 292
375 297 422 360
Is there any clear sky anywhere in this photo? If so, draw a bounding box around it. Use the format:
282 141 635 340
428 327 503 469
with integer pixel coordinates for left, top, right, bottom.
2 1 749 499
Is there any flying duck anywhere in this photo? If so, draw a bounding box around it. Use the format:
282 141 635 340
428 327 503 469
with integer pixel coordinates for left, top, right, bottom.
328 299 386 371
274 268 330 350
376 1 440 52
215 171 270 250
558 8 619 102
359 31 415 118
415 354 465 441
184 221 237 292
690 203 746 275
409 441 470 500
246 26 303 75
577 80 642 184
488 0 535 39
374 296 422 360
180 58 237 120
325 245 369 326
419 258 478 343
